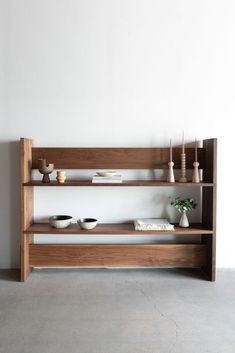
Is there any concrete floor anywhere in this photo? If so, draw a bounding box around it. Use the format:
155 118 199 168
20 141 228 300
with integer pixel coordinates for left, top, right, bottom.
0 269 235 353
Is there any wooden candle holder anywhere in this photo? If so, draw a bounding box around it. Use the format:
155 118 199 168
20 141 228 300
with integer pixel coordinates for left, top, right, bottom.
192 161 200 183
167 161 175 182
179 153 187 182
192 139 200 183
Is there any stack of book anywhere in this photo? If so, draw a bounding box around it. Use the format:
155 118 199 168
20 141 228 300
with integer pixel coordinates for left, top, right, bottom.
92 174 122 183
134 218 174 231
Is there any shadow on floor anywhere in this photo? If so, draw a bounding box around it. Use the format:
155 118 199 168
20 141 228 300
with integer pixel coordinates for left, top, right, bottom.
0 140 21 269
0 269 20 282
0 268 208 283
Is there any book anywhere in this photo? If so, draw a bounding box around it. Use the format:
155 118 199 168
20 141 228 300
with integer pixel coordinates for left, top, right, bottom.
134 218 174 231
92 175 122 183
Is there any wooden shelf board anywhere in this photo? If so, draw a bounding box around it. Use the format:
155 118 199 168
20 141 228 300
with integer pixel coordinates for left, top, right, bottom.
29 243 207 268
32 147 205 170
24 222 213 235
23 180 214 187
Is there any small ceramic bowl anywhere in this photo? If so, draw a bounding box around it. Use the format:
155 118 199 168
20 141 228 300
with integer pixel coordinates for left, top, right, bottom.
78 218 98 230
96 171 117 177
49 215 73 229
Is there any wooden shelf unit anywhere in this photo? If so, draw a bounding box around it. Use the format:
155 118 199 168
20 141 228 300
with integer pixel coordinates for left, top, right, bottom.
20 138 217 282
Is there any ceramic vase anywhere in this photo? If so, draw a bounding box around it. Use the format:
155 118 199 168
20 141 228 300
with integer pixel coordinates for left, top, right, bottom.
179 211 189 227
38 159 54 183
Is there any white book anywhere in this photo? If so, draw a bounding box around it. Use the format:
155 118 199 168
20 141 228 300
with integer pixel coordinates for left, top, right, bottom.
92 175 122 183
134 218 174 231
92 175 122 179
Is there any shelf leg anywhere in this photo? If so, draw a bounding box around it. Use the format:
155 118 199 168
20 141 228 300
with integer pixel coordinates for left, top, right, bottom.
201 234 216 281
20 138 34 282
20 234 32 282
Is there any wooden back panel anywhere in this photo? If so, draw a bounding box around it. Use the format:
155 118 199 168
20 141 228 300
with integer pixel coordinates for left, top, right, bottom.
32 147 205 169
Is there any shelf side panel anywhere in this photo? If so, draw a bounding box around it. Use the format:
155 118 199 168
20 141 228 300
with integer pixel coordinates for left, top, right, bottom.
29 244 207 268
32 147 205 170
202 138 217 281
20 138 34 281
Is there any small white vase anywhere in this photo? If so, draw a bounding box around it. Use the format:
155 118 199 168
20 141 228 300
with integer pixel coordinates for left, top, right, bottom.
179 211 189 227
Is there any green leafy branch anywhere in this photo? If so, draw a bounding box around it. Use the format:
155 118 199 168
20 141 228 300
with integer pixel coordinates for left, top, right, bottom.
170 197 197 213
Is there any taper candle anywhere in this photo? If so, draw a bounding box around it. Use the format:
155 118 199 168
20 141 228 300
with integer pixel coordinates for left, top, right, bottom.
195 138 198 162
170 139 172 162
182 131 185 154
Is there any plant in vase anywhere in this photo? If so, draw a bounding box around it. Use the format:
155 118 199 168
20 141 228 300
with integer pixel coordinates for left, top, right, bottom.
170 197 197 227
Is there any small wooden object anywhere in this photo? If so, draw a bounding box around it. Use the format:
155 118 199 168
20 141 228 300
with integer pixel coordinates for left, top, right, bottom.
167 139 175 182
38 159 54 183
192 139 200 183
56 170 66 183
179 132 187 182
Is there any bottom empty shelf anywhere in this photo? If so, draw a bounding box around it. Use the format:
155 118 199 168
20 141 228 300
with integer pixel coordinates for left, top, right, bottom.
29 243 207 268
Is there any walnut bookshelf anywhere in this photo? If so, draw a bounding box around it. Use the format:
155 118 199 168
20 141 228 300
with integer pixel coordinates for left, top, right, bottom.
20 138 217 282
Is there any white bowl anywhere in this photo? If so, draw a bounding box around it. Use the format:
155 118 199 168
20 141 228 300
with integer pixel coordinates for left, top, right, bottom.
49 215 73 229
78 218 98 230
96 170 117 177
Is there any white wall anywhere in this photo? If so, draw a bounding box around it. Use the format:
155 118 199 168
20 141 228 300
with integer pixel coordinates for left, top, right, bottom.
0 0 235 268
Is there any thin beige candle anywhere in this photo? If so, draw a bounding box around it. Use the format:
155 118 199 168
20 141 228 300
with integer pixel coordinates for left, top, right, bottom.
170 139 172 162
182 131 185 154
195 138 198 162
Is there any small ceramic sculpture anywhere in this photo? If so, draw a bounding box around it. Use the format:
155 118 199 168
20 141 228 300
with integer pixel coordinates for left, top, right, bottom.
56 171 66 183
179 131 187 182
167 139 175 182
38 159 54 183
192 139 200 183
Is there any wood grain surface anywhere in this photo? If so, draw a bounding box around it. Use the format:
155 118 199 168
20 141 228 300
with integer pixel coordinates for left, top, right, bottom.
20 138 34 281
32 147 205 169
24 222 213 235
202 138 217 281
29 244 207 267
